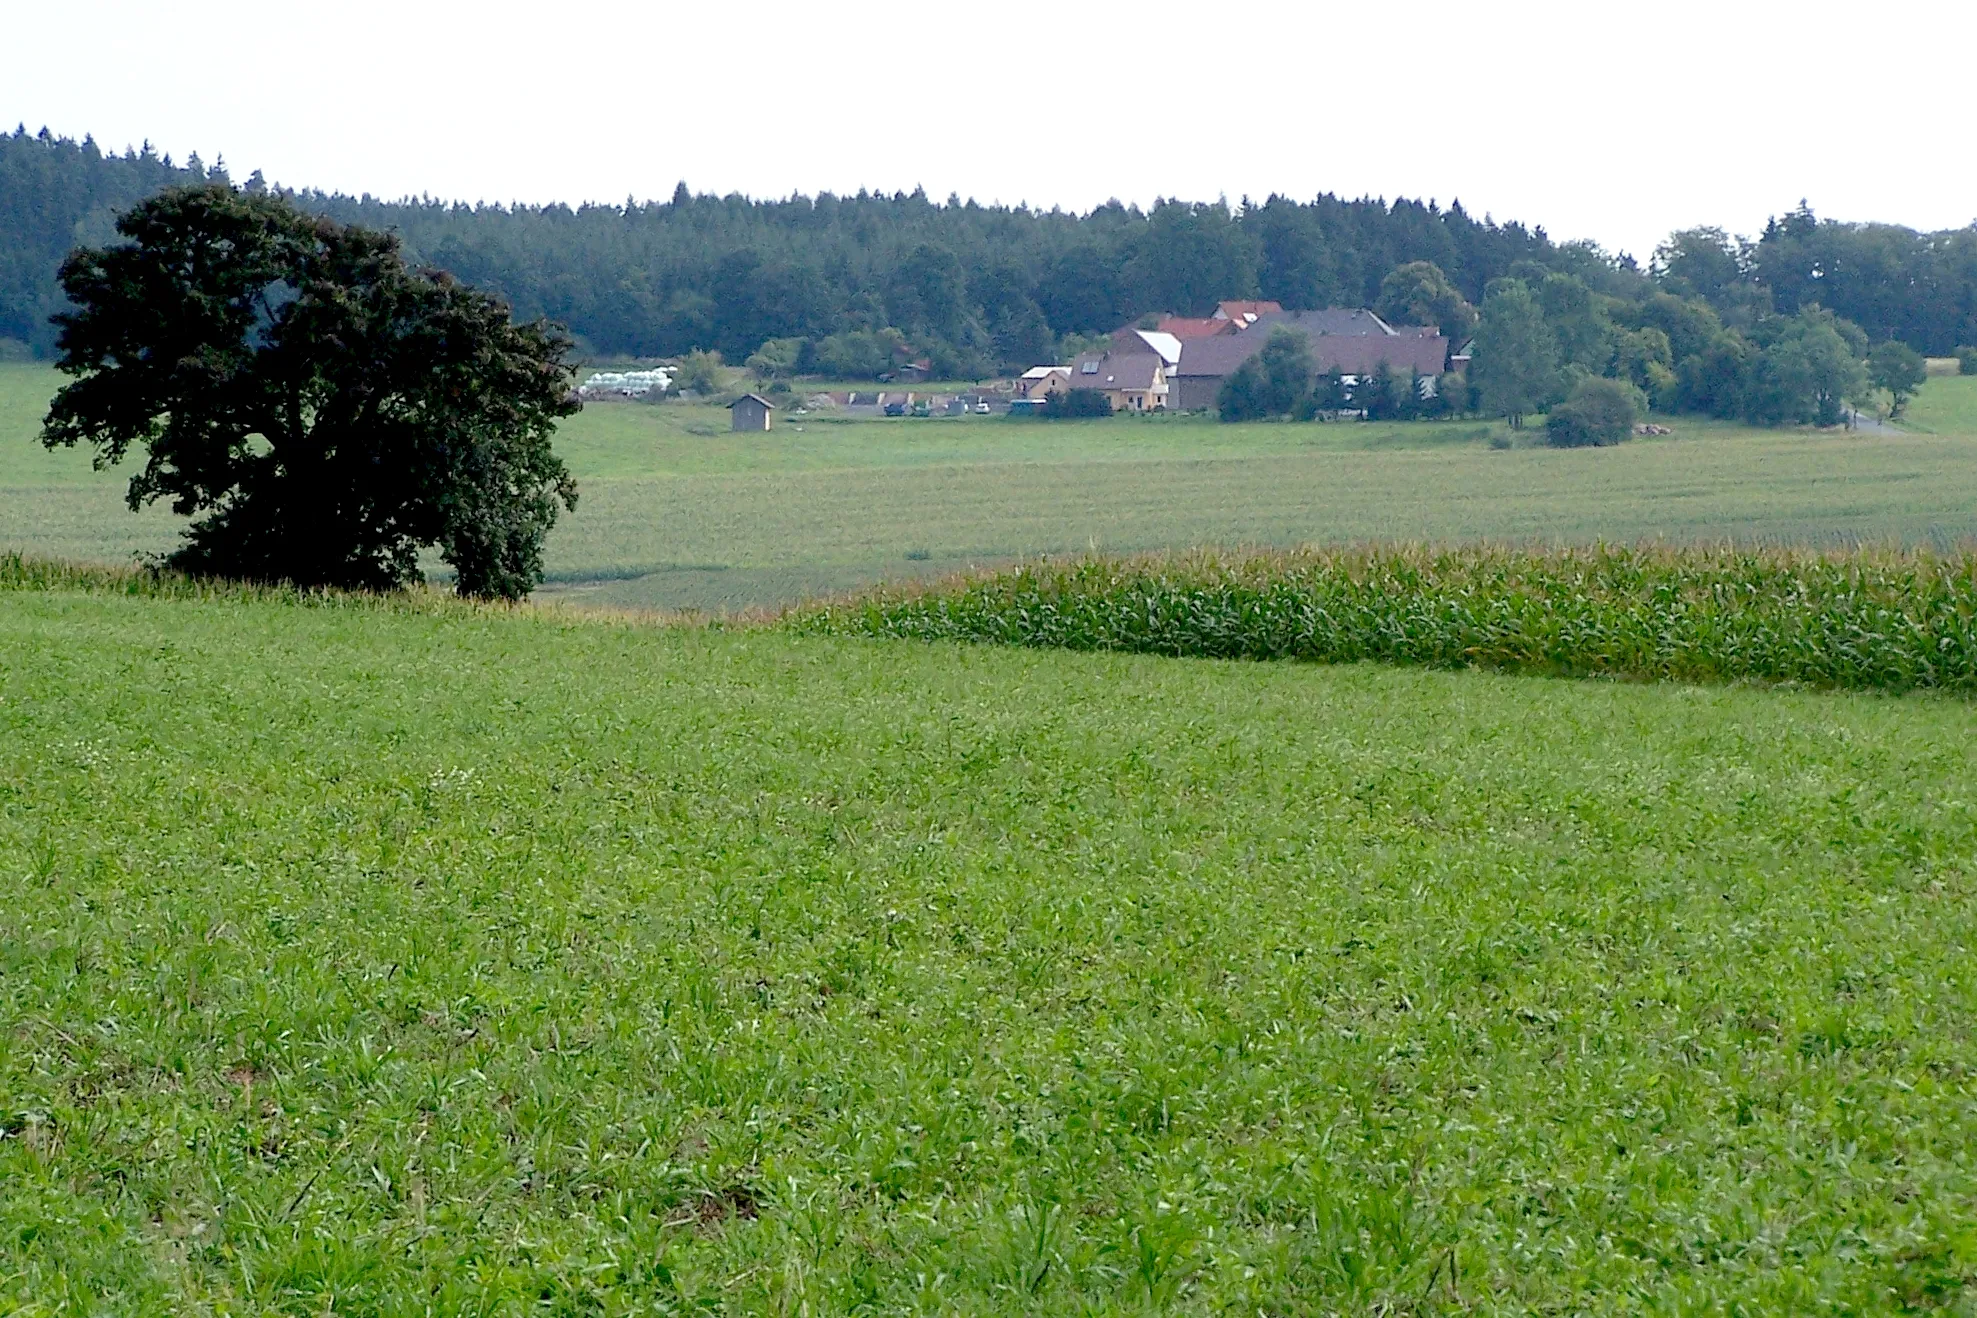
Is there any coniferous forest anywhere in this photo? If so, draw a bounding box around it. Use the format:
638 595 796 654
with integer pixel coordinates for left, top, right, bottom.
6 124 1977 381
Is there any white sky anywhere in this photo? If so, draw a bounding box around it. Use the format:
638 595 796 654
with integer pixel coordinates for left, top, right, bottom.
7 0 1974 263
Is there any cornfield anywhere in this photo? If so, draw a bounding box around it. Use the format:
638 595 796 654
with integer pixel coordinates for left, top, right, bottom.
792 545 1977 693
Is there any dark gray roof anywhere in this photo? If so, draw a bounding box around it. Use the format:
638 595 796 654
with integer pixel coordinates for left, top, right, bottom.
1070 350 1161 390
1174 308 1400 378
1273 308 1395 337
1175 324 1448 379
1310 334 1449 376
1172 332 1273 379
730 393 776 409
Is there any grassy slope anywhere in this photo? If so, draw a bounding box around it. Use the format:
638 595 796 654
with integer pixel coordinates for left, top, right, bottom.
1901 371 1977 436
9 363 1977 612
5 586 1977 1312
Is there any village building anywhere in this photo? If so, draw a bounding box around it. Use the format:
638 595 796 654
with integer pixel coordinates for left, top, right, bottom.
1017 365 1072 398
1067 345 1170 412
730 393 776 431
1304 331 1450 379
1110 328 1183 369
1169 312 1448 411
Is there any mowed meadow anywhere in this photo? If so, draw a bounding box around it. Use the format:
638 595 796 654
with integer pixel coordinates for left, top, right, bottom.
5 577 1977 1312
7 362 1977 612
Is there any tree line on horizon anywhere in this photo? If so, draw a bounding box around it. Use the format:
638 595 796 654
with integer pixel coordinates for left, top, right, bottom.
9 124 1977 382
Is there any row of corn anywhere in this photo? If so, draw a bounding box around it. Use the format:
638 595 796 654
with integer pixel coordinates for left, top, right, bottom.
791 545 1977 693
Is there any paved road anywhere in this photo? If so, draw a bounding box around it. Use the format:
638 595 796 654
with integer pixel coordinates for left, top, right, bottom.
1847 408 1903 435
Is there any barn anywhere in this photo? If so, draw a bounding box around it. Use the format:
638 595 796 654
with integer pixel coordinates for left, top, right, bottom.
730 393 775 432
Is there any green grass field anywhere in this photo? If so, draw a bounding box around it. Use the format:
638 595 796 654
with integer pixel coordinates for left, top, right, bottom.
5 579 1976 1311
9 363 1977 613
1901 372 1977 436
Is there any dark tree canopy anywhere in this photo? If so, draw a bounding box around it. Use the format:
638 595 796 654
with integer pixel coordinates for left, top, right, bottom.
1 127 1618 372
1255 328 1315 415
3 127 1950 434
42 183 578 599
1217 357 1267 422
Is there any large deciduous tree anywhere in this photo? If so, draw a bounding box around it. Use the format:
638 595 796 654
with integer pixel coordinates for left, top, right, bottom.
1376 261 1476 341
1255 329 1315 416
42 184 578 598
1742 310 1868 426
1469 279 1559 428
1217 330 1314 421
1867 340 1927 418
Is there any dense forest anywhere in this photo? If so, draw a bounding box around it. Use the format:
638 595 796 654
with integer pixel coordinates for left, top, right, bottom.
6 125 1976 382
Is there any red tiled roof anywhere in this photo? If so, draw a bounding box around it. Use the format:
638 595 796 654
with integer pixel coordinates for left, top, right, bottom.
1156 316 1235 339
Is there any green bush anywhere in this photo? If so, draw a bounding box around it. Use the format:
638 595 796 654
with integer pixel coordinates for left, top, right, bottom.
1217 358 1266 421
1044 388 1113 418
1545 376 1644 447
673 349 729 395
794 544 1977 694
1955 346 1977 376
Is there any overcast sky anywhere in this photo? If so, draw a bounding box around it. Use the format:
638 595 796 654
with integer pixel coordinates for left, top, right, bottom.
8 0 1974 263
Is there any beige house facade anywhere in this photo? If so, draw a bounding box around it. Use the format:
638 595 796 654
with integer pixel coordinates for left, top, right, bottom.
1067 348 1169 411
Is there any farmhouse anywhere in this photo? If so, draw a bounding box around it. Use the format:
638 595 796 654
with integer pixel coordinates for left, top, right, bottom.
730 393 776 431
1307 331 1450 379
1169 312 1449 411
1067 346 1169 412
1020 307 1444 413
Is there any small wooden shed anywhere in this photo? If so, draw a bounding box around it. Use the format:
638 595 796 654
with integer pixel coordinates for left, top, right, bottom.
730 393 775 432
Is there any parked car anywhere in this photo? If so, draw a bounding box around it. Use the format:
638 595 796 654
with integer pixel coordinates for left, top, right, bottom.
883 402 907 417
976 401 992 414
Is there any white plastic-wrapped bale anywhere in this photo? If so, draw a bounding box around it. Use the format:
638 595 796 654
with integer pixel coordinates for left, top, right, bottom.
579 368 672 399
